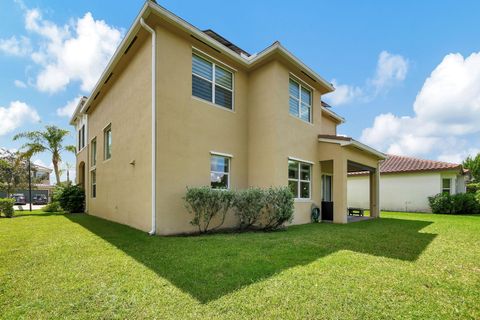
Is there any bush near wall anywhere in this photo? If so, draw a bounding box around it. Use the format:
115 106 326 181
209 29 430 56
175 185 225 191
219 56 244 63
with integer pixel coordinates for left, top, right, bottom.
184 186 235 233
0 198 15 218
428 193 480 215
466 182 480 194
57 184 85 213
185 186 294 234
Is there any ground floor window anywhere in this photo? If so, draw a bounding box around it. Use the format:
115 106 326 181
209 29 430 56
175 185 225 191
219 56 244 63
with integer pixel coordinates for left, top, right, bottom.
288 159 311 199
210 155 230 189
322 174 332 201
91 170 96 198
442 178 451 194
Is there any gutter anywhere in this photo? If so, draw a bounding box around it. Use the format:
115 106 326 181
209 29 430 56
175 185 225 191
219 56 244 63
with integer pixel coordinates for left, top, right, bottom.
140 17 157 236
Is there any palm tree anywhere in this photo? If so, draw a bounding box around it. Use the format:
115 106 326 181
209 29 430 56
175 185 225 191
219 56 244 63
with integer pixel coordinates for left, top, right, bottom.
64 162 74 183
14 125 76 185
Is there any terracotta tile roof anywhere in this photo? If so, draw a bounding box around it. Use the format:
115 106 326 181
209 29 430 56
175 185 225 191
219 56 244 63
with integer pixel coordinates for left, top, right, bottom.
349 154 463 176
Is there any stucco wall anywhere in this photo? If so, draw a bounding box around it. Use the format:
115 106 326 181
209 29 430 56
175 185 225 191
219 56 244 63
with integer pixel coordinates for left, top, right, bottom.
75 15 385 234
81 31 152 232
347 171 465 212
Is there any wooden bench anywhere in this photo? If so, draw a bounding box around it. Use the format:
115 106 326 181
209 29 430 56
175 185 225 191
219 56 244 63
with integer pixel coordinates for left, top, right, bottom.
348 208 364 216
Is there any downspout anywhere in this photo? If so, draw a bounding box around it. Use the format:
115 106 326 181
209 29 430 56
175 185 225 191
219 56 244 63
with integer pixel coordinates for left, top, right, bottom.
140 17 157 236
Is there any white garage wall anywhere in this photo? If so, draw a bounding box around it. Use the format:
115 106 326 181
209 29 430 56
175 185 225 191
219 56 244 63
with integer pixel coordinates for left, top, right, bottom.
348 172 444 212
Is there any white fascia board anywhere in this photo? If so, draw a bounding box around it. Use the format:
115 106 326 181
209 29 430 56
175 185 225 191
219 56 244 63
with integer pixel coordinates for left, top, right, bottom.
318 137 386 160
321 106 345 123
347 140 386 159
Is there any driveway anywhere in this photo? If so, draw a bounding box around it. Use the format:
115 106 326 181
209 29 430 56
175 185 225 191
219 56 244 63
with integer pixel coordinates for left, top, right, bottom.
14 204 47 211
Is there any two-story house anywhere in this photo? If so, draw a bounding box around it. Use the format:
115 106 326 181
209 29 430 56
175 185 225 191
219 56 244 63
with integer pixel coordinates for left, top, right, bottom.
70 1 385 235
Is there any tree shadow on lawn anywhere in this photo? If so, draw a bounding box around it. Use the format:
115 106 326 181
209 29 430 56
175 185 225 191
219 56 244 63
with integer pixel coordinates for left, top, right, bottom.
66 214 436 303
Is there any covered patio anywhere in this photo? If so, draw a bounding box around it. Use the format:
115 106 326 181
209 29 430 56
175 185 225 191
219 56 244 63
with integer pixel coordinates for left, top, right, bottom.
317 135 386 224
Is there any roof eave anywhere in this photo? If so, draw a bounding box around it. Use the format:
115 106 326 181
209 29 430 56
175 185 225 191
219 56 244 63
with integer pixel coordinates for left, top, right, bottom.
71 1 335 121
318 137 386 160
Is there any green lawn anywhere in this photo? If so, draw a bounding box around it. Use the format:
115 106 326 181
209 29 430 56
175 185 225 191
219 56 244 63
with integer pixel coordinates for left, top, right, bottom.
1 211 479 319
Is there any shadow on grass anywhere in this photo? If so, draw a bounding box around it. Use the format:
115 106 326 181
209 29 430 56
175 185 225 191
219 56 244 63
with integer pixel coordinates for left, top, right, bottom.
65 214 436 303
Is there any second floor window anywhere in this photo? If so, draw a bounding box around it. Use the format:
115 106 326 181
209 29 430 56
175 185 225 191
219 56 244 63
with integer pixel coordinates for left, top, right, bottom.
192 53 233 110
289 78 312 123
78 125 85 151
104 125 112 160
91 138 97 167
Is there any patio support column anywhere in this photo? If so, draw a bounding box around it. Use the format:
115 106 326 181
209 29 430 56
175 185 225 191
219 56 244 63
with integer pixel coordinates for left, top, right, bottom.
369 168 380 218
333 156 348 224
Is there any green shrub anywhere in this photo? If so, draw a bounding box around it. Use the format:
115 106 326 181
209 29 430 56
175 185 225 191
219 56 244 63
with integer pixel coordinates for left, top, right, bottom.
184 186 235 233
428 193 480 214
466 183 480 194
43 201 62 213
0 198 15 218
233 188 266 229
57 184 85 213
262 187 294 230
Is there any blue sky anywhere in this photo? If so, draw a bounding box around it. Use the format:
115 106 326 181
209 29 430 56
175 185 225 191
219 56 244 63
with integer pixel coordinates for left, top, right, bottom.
1 0 480 181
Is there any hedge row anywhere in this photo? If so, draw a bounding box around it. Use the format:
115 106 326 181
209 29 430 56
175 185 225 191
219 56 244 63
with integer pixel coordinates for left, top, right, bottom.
428 192 480 215
184 186 294 233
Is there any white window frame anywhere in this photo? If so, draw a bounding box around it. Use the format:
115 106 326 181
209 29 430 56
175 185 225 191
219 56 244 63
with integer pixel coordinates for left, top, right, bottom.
192 53 235 111
288 159 312 200
321 174 333 202
103 124 112 161
442 178 452 194
91 137 97 168
91 169 96 198
210 154 231 189
289 77 312 123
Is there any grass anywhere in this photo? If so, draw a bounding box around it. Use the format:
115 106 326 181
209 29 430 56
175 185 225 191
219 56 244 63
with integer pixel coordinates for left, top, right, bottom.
1 211 479 319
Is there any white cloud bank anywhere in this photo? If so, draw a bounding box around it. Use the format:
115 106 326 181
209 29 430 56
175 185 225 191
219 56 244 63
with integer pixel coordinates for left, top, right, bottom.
0 5 123 94
26 9 123 93
361 52 480 163
57 95 83 117
0 101 40 136
325 51 409 106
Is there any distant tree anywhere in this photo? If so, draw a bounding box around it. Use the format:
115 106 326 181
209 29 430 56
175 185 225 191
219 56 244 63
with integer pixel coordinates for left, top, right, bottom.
463 153 480 182
0 149 30 197
14 125 76 185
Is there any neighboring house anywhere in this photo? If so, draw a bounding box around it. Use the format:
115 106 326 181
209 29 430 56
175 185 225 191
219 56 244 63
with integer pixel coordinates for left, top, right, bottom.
0 164 54 202
70 1 385 235
348 154 468 212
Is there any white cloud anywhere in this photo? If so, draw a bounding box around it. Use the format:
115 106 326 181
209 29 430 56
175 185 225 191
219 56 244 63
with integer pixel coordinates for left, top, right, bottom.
14 80 27 88
7 6 123 93
361 52 480 163
57 95 82 117
0 35 31 56
371 51 408 93
0 101 40 136
324 79 363 106
324 51 408 106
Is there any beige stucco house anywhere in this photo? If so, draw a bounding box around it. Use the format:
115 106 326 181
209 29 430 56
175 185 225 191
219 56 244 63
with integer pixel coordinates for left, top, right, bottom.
70 1 385 235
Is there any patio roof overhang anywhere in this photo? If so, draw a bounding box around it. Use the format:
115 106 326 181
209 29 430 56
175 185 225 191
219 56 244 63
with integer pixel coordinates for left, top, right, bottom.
318 135 386 160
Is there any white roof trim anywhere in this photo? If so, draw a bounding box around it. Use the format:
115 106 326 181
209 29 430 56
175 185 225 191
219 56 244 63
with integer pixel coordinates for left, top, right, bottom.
318 137 386 159
210 151 233 158
74 1 335 120
321 106 345 123
288 156 314 165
